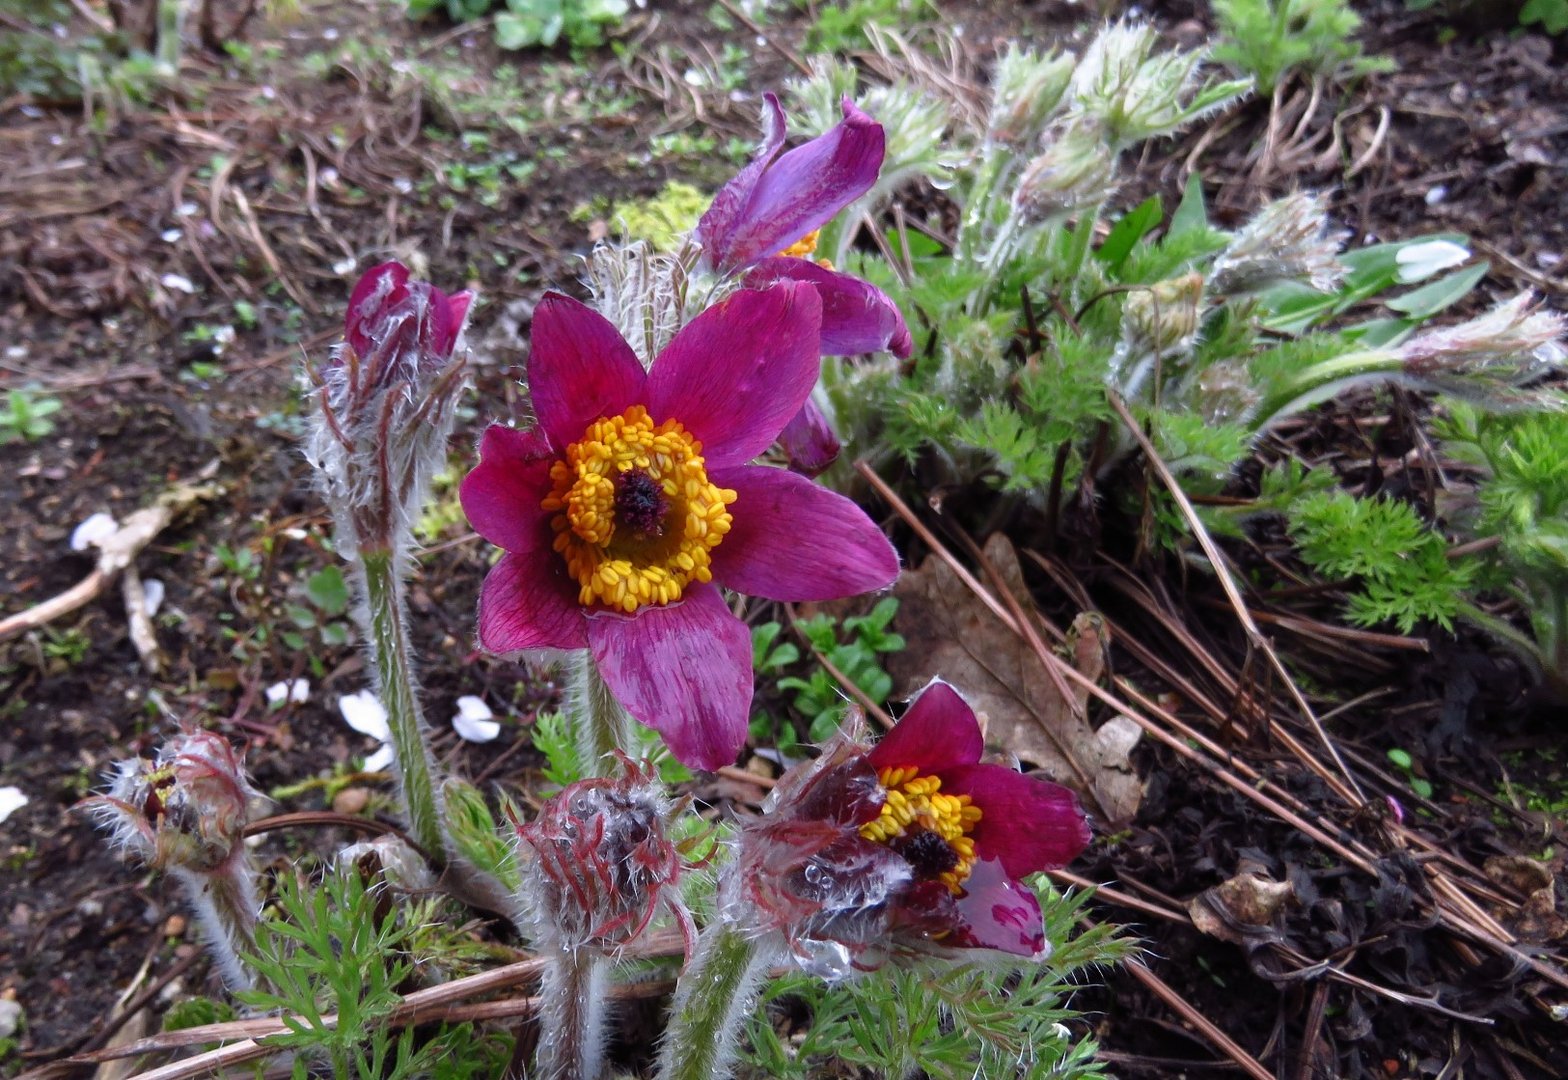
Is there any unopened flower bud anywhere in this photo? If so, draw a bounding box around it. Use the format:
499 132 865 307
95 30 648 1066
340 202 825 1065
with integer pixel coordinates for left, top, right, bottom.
1398 293 1565 378
1013 123 1118 225
308 262 474 553
987 47 1075 146
1194 359 1262 425
1210 193 1346 295
513 756 693 956
1124 273 1205 356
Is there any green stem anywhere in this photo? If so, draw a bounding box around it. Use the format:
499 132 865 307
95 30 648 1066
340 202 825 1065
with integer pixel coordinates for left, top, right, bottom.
566 651 630 778
359 549 447 862
656 927 777 1080
535 946 611 1080
1250 349 1394 432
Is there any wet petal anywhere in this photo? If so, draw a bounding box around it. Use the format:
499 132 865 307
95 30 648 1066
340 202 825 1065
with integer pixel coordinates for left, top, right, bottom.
477 550 588 654
704 97 885 275
528 292 646 449
346 262 409 356
745 258 911 358
708 464 899 600
778 399 841 476
940 764 1091 878
696 92 788 274
867 679 983 775
646 283 823 467
948 858 1047 956
460 424 556 553
588 584 751 771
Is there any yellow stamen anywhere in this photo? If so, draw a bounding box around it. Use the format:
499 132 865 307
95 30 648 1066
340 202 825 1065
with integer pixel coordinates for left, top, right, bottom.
776 229 820 260
859 765 982 893
542 405 737 613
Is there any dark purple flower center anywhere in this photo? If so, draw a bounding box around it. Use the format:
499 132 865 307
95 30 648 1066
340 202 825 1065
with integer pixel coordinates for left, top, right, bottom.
894 827 961 881
614 468 669 538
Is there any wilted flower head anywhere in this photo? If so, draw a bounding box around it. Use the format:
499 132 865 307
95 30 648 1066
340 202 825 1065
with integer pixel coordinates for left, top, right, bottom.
1398 293 1565 379
1013 121 1119 226
729 681 1090 975
308 262 475 551
1209 192 1346 295
1123 273 1206 357
86 729 267 875
514 756 695 956
460 284 899 770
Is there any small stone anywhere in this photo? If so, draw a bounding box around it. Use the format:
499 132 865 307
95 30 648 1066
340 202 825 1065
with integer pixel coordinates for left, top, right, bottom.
164 914 187 937
333 787 370 815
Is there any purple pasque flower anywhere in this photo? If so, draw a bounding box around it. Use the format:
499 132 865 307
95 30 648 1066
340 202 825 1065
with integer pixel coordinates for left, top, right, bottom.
312 262 475 550
459 282 900 771
734 680 1090 971
698 95 912 474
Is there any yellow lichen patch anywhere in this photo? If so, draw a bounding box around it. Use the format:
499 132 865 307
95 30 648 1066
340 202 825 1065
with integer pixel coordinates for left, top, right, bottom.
859 765 983 893
541 405 737 613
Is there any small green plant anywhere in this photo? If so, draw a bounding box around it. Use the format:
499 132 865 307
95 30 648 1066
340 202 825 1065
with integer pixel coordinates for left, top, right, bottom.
240 868 506 1079
282 564 355 657
0 387 63 444
1286 491 1476 634
1520 0 1568 32
409 0 628 50
798 0 935 53
742 883 1130 1079
1211 0 1394 91
1386 747 1434 800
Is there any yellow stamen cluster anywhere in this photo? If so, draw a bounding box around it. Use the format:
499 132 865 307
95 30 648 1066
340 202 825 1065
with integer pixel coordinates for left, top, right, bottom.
542 405 737 613
859 765 983 893
777 229 821 259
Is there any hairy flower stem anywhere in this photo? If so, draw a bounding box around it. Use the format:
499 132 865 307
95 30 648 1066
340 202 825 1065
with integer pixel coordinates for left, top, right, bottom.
533 946 612 1080
171 859 259 992
656 927 777 1080
566 652 631 778
359 548 447 863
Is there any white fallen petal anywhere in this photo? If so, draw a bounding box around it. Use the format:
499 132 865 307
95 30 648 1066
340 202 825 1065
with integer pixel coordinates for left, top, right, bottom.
266 678 311 706
0 785 27 824
1396 239 1470 283
70 512 118 552
160 273 197 294
454 695 493 722
142 578 165 617
339 689 391 741
364 743 396 772
452 709 501 744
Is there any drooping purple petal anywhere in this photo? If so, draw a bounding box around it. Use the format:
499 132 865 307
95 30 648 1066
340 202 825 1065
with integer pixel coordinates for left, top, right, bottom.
866 680 984 776
429 289 475 358
708 463 899 600
645 283 823 468
745 257 911 359
346 262 410 357
587 583 752 771
459 424 556 553
946 858 1047 956
477 550 588 654
940 765 1091 878
778 399 842 476
789 755 886 828
700 97 885 276
696 93 788 274
528 293 647 449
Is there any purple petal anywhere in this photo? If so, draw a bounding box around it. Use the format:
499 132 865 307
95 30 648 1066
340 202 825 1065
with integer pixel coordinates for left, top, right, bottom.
708 464 899 600
703 97 885 276
588 584 752 771
745 258 911 359
645 283 823 467
428 288 474 358
459 424 556 553
696 93 788 274
477 550 588 654
789 755 886 828
941 765 1091 877
947 858 1047 956
779 399 841 477
528 293 646 449
346 262 410 356
867 680 983 776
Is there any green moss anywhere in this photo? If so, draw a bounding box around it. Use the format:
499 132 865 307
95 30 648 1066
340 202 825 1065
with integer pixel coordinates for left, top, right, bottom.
608 181 710 252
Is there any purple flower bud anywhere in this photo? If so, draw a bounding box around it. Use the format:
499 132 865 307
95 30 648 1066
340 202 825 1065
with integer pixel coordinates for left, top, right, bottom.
310 262 475 552
513 756 695 957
